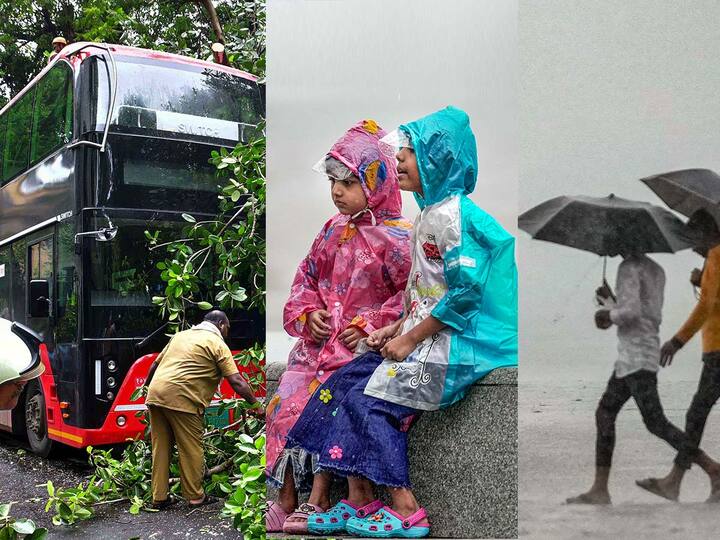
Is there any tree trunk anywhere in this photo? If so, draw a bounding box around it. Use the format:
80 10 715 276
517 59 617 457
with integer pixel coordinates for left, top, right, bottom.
195 0 224 44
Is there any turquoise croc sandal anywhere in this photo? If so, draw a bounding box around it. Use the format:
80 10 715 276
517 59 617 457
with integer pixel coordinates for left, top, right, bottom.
307 499 383 535
346 506 430 538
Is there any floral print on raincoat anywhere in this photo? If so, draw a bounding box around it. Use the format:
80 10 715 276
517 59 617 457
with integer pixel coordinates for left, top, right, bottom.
266 120 413 485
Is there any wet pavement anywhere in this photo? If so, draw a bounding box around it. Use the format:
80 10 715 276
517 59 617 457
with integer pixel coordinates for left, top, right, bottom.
0 433 241 539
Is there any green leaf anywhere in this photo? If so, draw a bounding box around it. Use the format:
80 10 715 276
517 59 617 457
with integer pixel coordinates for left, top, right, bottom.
11 519 36 534
46 480 54 497
0 505 9 519
218 483 232 494
243 468 262 482
27 529 48 540
58 502 72 520
197 301 212 310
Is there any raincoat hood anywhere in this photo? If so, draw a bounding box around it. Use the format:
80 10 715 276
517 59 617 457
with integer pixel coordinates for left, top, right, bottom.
400 106 478 209
326 120 402 219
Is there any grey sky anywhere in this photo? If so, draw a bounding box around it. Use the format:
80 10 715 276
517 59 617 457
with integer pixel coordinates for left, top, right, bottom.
520 0 720 382
266 0 518 362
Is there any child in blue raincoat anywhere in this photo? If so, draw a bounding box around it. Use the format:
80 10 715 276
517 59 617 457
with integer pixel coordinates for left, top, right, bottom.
285 106 517 538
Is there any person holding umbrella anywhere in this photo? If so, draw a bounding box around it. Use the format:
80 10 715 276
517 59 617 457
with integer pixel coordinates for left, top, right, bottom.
636 208 720 501
520 194 720 504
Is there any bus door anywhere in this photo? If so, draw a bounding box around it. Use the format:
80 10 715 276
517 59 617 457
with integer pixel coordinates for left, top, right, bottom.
26 236 54 342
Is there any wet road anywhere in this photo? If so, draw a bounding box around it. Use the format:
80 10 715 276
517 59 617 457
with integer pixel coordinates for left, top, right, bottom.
0 433 241 539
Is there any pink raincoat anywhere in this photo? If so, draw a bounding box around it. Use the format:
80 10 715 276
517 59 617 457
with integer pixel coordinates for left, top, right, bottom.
266 120 413 484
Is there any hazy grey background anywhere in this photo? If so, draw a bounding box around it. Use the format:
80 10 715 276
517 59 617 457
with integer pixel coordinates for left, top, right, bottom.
266 0 518 362
520 0 720 383
520 2 720 537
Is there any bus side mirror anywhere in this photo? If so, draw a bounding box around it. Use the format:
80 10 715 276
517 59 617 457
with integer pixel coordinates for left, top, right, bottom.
29 280 50 318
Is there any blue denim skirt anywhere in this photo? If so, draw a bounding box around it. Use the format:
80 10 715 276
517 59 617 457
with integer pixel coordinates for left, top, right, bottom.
285 351 418 488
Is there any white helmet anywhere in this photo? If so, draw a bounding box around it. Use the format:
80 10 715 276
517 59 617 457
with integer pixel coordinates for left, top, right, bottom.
0 319 44 386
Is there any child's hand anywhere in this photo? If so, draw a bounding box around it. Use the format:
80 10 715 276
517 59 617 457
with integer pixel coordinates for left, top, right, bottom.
381 334 417 362
338 327 365 351
367 321 403 349
308 310 332 342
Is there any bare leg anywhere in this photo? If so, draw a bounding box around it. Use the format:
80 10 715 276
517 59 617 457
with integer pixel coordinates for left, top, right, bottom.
278 463 298 513
693 451 720 501
285 472 331 523
307 471 332 509
347 476 375 507
638 464 685 501
566 466 612 504
388 487 430 525
568 374 629 505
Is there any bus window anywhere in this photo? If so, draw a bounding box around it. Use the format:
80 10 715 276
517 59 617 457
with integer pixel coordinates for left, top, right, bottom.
30 63 73 165
0 113 7 180
27 237 53 339
3 88 35 184
0 246 9 320
84 56 263 142
97 135 222 213
85 214 210 339
111 59 262 125
56 222 77 343
29 238 53 281
10 241 27 323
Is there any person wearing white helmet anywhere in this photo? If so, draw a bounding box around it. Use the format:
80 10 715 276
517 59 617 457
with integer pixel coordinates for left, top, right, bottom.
48 36 67 63
0 319 44 410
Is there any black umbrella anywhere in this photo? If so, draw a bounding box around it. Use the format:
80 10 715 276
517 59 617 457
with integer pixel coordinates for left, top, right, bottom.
640 168 720 220
519 193 697 261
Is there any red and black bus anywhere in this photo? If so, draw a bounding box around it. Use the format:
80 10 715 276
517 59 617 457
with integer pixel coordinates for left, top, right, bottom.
0 43 264 455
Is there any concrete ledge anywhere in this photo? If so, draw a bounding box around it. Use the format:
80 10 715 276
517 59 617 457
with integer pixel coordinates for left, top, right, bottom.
267 363 518 539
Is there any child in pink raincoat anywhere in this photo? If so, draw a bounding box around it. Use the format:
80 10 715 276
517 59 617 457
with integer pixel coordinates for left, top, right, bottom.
266 120 413 534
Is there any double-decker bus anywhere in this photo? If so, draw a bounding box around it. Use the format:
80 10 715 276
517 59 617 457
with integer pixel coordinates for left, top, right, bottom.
0 43 265 456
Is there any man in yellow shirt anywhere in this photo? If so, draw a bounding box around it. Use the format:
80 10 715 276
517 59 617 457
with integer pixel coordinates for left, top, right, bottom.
145 310 262 508
637 209 720 501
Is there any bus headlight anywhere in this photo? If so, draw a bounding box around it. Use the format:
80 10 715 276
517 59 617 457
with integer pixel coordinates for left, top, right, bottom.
107 360 117 372
107 377 116 388
106 391 115 400
116 415 127 427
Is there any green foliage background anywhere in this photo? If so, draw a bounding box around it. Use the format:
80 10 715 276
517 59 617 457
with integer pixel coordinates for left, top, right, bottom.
0 0 265 107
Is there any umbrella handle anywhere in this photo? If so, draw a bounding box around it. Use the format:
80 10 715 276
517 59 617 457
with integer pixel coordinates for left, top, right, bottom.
602 256 607 281
598 257 617 304
600 278 617 303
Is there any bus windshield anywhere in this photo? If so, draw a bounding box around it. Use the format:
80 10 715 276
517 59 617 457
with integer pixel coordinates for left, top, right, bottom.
85 55 263 143
85 213 210 339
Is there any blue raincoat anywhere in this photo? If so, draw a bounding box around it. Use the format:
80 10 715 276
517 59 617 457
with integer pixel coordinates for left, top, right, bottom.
364 106 518 410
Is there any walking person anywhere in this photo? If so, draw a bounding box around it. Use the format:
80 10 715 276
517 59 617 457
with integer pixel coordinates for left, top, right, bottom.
637 209 720 501
567 248 720 504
